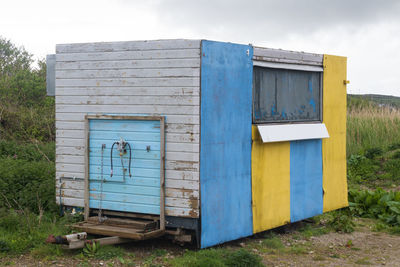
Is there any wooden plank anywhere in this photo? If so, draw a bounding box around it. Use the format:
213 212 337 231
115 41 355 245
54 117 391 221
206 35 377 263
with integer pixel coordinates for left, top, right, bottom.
87 217 157 230
56 114 200 124
58 196 199 217
56 121 200 135
56 77 200 88
64 236 131 250
92 210 159 221
57 177 199 192
56 68 200 79
93 187 199 200
56 87 200 96
84 118 89 220
165 170 199 181
56 138 85 147
160 117 165 230
56 49 200 62
56 39 201 53
253 47 323 66
56 58 200 70
72 223 148 239
58 169 199 181
56 130 199 143
56 95 200 106
165 188 199 198
56 159 199 173
56 104 199 115
56 142 199 155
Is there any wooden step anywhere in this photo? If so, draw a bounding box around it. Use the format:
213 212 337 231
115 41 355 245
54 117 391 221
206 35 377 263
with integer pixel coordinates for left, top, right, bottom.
87 216 157 231
73 222 164 240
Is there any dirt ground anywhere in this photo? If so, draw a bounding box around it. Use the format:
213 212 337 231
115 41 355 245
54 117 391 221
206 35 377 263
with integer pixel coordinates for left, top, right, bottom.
259 228 400 266
1 219 400 266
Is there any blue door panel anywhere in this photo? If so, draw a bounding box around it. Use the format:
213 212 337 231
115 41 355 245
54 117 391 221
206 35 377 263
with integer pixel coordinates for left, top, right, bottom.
290 139 323 222
200 40 253 248
89 118 161 215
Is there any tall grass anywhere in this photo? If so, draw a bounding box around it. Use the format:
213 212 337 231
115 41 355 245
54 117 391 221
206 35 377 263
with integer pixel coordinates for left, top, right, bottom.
347 98 400 156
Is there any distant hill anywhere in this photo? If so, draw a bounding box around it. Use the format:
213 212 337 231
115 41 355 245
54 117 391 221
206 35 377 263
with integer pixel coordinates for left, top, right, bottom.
348 94 400 109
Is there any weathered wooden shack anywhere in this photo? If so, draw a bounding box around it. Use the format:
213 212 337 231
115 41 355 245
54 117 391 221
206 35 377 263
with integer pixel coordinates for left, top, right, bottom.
49 39 348 248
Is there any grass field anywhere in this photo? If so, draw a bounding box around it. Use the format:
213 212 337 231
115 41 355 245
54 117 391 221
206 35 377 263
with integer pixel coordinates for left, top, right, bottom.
347 95 400 156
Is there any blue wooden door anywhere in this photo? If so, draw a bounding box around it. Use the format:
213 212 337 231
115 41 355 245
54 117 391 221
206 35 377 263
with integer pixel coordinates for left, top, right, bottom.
88 119 161 215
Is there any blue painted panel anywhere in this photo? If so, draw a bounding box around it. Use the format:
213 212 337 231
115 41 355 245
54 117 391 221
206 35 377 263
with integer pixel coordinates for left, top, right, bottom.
200 41 253 248
89 119 160 215
290 139 323 222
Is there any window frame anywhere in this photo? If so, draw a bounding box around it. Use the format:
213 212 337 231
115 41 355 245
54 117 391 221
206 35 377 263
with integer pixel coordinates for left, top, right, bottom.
252 65 324 125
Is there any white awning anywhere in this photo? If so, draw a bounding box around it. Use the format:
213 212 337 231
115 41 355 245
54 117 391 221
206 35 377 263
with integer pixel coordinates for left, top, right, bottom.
257 123 329 143
253 60 324 72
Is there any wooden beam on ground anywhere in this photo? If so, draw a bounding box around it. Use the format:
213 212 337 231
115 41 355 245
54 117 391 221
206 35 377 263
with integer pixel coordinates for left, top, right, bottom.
63 236 131 249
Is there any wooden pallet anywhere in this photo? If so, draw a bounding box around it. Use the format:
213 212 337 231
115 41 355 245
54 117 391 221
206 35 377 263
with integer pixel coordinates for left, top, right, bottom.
73 217 164 240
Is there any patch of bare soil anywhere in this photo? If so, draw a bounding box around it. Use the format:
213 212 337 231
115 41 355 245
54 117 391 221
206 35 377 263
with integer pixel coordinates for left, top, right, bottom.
261 227 400 266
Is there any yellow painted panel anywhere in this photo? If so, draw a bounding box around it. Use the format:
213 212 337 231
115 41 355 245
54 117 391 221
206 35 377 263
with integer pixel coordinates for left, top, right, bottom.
252 126 290 233
322 55 348 212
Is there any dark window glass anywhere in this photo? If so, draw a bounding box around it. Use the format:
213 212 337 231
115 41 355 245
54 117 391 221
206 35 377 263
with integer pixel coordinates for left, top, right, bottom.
253 67 322 123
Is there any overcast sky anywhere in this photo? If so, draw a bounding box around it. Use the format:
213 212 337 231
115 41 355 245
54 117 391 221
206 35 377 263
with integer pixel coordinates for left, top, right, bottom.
1 0 399 96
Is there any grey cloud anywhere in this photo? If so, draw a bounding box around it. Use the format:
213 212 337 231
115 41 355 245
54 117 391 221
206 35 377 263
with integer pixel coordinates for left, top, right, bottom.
149 0 400 40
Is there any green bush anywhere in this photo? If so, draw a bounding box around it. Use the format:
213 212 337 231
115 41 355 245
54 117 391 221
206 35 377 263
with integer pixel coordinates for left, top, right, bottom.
0 156 55 213
0 140 54 162
0 36 55 142
349 188 400 227
347 154 378 183
327 210 355 233
365 147 383 159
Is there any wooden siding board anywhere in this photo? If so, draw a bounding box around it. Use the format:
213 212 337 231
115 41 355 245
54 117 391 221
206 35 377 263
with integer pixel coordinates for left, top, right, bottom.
58 169 199 181
56 142 199 154
56 113 200 124
56 58 201 70
56 40 201 218
56 87 200 96
56 68 200 79
200 41 253 248
56 49 200 62
56 39 201 53
56 96 200 106
56 130 199 143
55 104 199 115
56 196 198 217
56 77 200 87
57 188 198 208
253 47 323 66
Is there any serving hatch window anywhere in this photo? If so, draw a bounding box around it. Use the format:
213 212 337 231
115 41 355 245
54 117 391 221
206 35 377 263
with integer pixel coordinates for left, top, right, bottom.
253 66 322 124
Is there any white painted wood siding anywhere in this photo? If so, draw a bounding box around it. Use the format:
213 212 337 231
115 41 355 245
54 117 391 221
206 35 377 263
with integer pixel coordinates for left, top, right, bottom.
253 46 323 66
56 39 201 218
